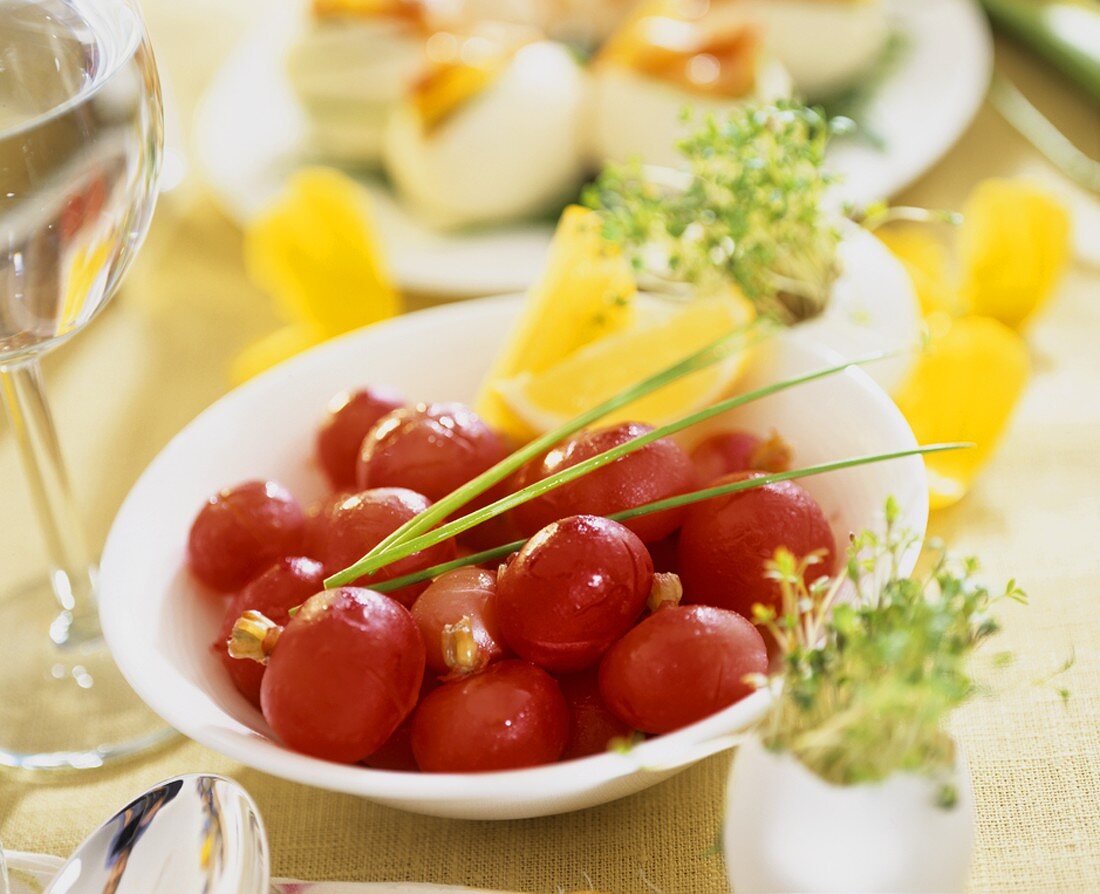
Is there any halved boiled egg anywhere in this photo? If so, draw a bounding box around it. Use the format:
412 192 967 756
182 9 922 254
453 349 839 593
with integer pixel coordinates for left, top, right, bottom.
740 0 890 100
383 32 587 228
461 0 639 47
287 1 434 164
588 1 792 168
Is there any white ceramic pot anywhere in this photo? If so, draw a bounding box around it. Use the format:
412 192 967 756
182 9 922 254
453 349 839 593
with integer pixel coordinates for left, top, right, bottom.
724 737 974 893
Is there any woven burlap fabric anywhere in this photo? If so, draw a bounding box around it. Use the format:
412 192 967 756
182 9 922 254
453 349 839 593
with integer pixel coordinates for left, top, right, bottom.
1 4 1097 891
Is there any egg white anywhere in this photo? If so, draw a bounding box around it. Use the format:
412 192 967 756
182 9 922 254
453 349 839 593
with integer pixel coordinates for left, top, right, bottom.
740 0 890 100
287 20 426 163
587 53 793 168
383 40 588 228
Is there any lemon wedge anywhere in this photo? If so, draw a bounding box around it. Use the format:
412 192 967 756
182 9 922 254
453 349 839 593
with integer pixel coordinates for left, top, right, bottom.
475 205 637 437
492 292 755 435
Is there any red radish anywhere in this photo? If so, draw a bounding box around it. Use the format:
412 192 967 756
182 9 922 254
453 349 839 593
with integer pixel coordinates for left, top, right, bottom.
646 533 680 575
496 515 653 673
690 429 791 483
316 386 404 489
677 472 836 619
512 422 697 543
303 492 350 552
188 481 305 591
457 507 523 553
599 604 767 734
259 587 424 763
308 488 457 605
356 402 507 502
184 375 850 774
559 669 633 759
214 556 325 707
361 721 417 771
411 567 507 675
359 671 437 770
410 660 568 772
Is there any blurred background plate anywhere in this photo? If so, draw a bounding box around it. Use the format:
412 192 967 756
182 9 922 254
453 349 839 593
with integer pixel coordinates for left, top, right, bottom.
195 0 992 297
827 0 993 205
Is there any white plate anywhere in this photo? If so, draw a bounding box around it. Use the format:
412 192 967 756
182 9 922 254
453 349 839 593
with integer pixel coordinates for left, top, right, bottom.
99 295 927 820
825 0 992 206
194 0 990 297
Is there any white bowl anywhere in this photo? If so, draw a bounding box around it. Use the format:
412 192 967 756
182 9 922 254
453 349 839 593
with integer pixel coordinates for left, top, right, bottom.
99 295 927 820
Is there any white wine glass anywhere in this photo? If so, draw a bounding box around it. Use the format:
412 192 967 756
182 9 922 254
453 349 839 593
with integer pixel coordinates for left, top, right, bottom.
0 0 172 770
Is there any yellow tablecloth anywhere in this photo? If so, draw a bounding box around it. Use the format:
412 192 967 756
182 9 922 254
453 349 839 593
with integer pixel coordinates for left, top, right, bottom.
1 3 1097 891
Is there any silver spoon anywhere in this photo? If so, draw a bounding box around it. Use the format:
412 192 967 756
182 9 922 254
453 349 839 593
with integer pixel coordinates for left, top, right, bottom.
44 774 269 894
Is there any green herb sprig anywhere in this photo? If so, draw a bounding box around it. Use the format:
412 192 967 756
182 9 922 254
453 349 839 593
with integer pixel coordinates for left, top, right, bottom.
583 101 842 324
755 498 1027 791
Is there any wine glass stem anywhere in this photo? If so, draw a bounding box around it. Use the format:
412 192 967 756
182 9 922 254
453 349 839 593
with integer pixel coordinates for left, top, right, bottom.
0 358 98 647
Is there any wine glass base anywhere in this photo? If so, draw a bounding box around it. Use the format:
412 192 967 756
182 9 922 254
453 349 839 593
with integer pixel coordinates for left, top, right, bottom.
0 577 177 773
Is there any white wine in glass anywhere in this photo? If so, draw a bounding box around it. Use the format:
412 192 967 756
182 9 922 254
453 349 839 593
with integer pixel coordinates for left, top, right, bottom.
0 0 172 769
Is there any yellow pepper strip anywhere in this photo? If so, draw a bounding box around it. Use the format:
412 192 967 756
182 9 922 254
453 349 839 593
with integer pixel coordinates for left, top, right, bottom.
235 168 400 383
876 178 1071 507
243 167 399 338
893 313 1029 509
230 324 326 386
957 178 1071 329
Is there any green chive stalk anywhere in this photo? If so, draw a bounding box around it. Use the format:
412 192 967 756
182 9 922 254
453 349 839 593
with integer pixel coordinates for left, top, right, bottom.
368 443 969 594
338 320 771 579
324 347 903 588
